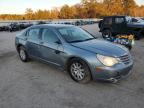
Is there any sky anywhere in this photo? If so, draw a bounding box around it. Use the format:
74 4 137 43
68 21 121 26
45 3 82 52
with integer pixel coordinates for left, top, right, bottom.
0 0 144 14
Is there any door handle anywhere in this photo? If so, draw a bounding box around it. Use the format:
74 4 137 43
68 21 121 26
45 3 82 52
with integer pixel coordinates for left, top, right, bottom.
39 41 44 44
24 38 27 41
55 50 60 54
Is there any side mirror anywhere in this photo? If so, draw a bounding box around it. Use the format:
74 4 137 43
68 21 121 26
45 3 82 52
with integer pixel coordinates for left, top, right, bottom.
55 40 62 45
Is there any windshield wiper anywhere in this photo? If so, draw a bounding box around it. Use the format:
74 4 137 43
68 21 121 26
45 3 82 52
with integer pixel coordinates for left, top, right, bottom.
69 40 84 43
69 38 95 43
82 38 95 41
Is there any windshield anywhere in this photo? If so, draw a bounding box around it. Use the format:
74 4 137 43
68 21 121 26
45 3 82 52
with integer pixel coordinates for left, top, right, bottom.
126 16 144 23
58 27 95 43
131 17 144 23
125 16 132 23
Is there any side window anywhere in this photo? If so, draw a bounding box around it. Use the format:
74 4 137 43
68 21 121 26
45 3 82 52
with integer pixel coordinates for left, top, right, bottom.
131 18 138 22
42 29 59 43
19 29 27 37
28 28 40 40
115 18 124 24
104 18 112 25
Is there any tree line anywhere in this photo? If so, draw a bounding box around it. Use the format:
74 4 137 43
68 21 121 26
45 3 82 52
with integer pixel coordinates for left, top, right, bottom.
0 0 144 20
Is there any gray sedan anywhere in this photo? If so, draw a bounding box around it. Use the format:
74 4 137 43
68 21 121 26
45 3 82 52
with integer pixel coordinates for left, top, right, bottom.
15 24 134 83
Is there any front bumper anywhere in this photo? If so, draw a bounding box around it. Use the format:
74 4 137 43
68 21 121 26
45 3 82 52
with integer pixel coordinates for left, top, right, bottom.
91 60 134 81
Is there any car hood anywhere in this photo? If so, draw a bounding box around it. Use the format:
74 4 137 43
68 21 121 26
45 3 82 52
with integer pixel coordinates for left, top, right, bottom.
128 22 144 28
71 39 128 57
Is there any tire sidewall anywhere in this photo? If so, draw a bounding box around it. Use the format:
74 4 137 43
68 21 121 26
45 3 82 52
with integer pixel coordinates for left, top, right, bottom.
102 29 112 39
19 46 28 62
68 58 91 83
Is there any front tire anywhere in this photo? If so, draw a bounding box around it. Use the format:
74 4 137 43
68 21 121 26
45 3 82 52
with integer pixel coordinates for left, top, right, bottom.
68 58 91 83
135 31 143 40
102 29 112 39
18 46 29 62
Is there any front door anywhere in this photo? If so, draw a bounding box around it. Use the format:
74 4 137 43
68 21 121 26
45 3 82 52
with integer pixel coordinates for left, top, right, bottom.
39 28 64 66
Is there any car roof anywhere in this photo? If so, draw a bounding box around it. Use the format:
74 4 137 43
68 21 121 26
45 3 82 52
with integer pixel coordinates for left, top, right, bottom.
30 24 75 29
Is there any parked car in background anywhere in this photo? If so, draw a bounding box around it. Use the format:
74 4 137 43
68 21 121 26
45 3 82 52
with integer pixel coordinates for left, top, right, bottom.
0 22 10 31
0 22 33 32
19 22 33 29
63 21 75 25
8 22 21 32
99 16 144 39
75 20 85 26
0 24 3 31
15 24 133 83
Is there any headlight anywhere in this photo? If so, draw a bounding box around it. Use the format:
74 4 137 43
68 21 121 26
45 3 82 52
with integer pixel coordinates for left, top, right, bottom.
97 54 119 66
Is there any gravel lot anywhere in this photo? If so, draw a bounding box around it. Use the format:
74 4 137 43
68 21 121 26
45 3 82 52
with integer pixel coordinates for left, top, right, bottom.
0 24 144 108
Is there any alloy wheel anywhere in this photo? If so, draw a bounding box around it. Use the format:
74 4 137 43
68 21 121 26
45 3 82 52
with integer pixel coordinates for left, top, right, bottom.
19 49 26 60
70 62 85 81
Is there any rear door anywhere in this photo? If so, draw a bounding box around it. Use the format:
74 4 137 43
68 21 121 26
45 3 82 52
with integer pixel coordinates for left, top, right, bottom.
112 17 127 34
26 28 41 58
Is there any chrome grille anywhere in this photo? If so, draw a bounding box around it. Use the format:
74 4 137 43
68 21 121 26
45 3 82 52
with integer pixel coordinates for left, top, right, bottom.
119 54 130 65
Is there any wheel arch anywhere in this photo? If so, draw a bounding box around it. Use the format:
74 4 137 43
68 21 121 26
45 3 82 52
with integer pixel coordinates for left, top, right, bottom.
16 44 25 52
138 28 144 34
65 56 92 76
102 28 112 32
132 27 144 39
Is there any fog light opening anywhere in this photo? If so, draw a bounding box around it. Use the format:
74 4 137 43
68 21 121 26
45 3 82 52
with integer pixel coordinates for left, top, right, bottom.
109 78 118 83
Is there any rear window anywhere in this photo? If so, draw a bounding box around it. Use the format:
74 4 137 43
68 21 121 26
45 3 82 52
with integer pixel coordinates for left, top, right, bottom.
104 18 112 25
17 29 27 36
115 18 124 24
27 28 40 40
